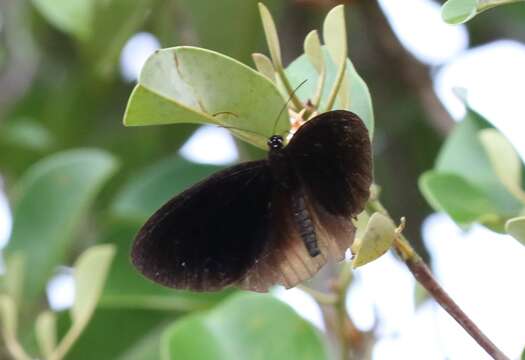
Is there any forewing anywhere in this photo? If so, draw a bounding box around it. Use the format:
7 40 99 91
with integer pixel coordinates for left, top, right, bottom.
286 110 373 217
131 160 273 291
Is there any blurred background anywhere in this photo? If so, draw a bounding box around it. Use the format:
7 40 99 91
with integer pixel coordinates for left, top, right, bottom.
1 0 524 359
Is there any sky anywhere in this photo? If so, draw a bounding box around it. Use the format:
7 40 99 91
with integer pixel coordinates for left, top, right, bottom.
1 0 525 358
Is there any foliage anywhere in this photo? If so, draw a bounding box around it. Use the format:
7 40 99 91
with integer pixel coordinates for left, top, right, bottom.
0 1 523 359
441 0 525 24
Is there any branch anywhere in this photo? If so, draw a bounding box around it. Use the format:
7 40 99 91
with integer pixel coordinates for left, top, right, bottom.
367 199 510 360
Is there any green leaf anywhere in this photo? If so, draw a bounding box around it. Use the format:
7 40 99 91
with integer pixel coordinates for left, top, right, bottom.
112 155 223 223
71 244 116 326
123 46 287 149
258 2 283 68
161 293 328 360
435 111 522 219
479 129 525 204
322 5 348 111
3 253 25 303
58 308 175 360
441 0 478 24
6 149 118 300
303 31 324 74
35 311 57 358
286 51 374 137
32 0 93 41
419 171 501 227
352 212 396 269
505 216 525 246
0 118 54 151
252 53 276 81
85 0 154 77
0 295 18 341
442 0 524 24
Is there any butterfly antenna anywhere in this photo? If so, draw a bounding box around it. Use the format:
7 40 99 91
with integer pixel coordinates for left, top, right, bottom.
271 79 308 135
218 125 266 140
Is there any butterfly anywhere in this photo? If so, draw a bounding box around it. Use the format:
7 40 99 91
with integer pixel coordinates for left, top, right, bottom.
131 110 373 292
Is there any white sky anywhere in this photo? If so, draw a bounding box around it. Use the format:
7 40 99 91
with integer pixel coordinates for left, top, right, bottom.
0 1 524 358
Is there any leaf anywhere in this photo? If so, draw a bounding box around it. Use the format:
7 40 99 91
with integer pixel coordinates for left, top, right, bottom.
441 0 478 24
36 311 57 358
258 2 283 68
0 295 17 340
505 216 525 246
4 253 25 303
304 30 324 74
352 212 396 269
57 308 175 360
479 129 525 204
252 53 276 81
31 0 93 41
85 0 154 78
123 47 287 149
161 293 328 360
286 50 374 137
435 111 523 219
322 5 348 110
419 171 501 227
71 244 116 326
112 155 223 222
323 5 347 66
0 118 54 151
441 0 523 24
6 149 118 300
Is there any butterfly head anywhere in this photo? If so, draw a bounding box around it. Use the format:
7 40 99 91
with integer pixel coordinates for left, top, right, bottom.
267 135 284 150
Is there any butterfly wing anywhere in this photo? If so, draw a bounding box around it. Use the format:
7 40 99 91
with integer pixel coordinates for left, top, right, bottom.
131 160 274 291
285 110 373 218
238 111 372 291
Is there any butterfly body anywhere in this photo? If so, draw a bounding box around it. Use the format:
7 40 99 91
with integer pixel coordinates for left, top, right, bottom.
132 110 372 292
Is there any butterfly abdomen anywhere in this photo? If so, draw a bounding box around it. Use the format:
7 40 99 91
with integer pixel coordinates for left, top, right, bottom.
268 146 320 258
291 191 320 257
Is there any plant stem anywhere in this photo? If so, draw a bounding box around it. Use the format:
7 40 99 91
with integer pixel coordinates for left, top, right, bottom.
367 199 510 360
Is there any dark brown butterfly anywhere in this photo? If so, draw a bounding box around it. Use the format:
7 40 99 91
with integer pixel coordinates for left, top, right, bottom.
131 110 372 292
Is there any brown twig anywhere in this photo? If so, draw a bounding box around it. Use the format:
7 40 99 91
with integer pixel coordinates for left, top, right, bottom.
368 199 510 360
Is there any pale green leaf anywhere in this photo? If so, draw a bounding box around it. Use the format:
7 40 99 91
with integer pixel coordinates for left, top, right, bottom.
6 149 118 300
322 5 348 111
286 51 374 138
32 0 93 40
4 253 25 303
304 30 324 73
252 53 276 81
35 311 57 358
441 0 478 24
258 2 282 67
161 293 328 360
479 129 525 204
435 112 522 220
123 47 287 149
419 171 501 227
505 216 525 246
0 295 17 338
352 212 396 268
71 244 116 326
442 0 524 24
322 5 347 66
